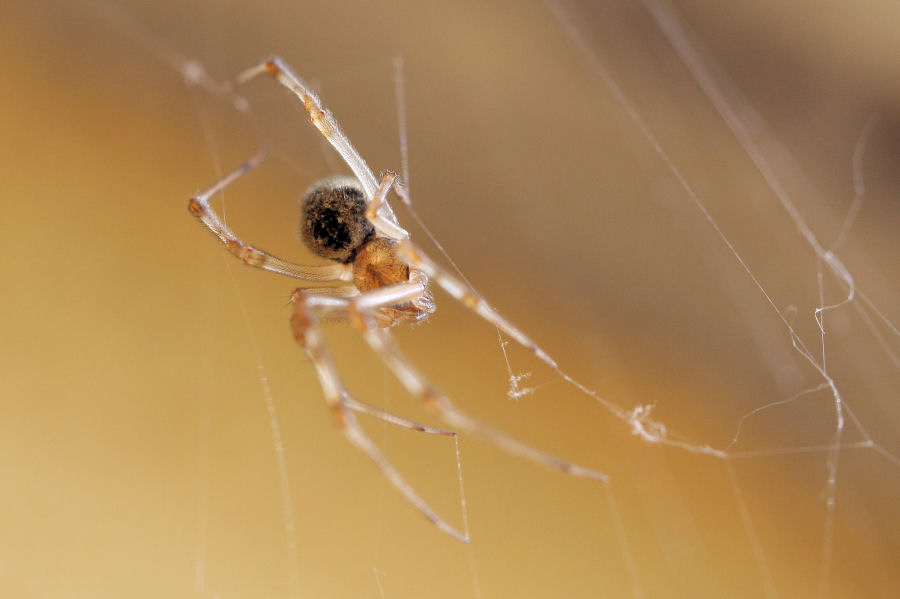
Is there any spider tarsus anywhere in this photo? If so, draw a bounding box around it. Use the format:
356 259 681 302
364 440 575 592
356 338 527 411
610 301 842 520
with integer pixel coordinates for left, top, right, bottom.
414 423 451 436
414 422 456 437
580 468 609 483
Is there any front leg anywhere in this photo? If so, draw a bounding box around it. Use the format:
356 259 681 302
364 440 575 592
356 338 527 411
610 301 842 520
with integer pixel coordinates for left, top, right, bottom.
188 149 351 282
228 56 382 204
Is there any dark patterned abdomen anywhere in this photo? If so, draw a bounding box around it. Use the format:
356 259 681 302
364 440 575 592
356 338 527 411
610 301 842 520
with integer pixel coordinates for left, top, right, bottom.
299 176 376 263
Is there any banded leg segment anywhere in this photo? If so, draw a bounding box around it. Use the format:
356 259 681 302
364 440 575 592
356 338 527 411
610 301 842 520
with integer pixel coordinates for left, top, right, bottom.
230 58 388 212
395 241 558 368
291 290 468 542
343 395 454 436
352 314 608 482
189 149 352 282
366 170 408 241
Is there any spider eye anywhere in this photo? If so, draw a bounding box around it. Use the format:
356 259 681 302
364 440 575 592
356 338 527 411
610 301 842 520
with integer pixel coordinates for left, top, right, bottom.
299 176 375 263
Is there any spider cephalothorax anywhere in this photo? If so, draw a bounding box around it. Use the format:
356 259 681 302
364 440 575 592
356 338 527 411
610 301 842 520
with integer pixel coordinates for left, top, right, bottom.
351 236 435 326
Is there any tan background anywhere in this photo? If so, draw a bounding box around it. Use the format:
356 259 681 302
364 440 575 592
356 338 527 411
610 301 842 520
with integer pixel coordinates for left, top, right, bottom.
1 0 898 597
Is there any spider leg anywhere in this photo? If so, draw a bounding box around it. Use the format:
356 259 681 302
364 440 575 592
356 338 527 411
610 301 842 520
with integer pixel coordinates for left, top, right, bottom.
348 309 608 482
289 286 358 302
229 58 384 207
395 241 558 368
303 280 599 480
228 57 413 239
188 149 351 282
366 170 409 241
343 395 455 436
291 291 468 542
289 289 451 434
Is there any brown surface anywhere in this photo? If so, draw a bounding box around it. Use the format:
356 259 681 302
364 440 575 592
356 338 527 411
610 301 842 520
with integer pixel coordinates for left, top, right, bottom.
1 1 898 597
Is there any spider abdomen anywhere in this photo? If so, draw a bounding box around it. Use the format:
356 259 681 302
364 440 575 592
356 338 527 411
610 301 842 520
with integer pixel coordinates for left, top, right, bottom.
299 176 375 264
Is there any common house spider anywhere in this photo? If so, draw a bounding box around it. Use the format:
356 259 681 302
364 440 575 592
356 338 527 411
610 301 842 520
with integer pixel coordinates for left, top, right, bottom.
187 57 606 542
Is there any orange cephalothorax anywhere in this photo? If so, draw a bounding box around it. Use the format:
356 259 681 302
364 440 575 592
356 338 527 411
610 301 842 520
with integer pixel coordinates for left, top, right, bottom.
353 237 434 325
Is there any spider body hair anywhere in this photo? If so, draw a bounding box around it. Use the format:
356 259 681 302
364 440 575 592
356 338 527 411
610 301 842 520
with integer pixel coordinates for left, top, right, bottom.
300 176 434 326
299 176 374 264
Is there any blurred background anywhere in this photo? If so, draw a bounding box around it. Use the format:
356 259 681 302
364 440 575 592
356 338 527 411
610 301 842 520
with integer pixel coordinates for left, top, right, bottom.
1 0 898 597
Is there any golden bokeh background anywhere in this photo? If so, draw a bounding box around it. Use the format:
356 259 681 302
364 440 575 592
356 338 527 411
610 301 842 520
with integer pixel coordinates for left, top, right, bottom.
1 1 898 597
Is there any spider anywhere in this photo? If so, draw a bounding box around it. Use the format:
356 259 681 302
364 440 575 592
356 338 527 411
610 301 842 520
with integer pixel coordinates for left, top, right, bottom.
187 57 606 542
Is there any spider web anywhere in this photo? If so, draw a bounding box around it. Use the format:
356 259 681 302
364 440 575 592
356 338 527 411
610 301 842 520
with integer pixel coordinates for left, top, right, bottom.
3 0 898 597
